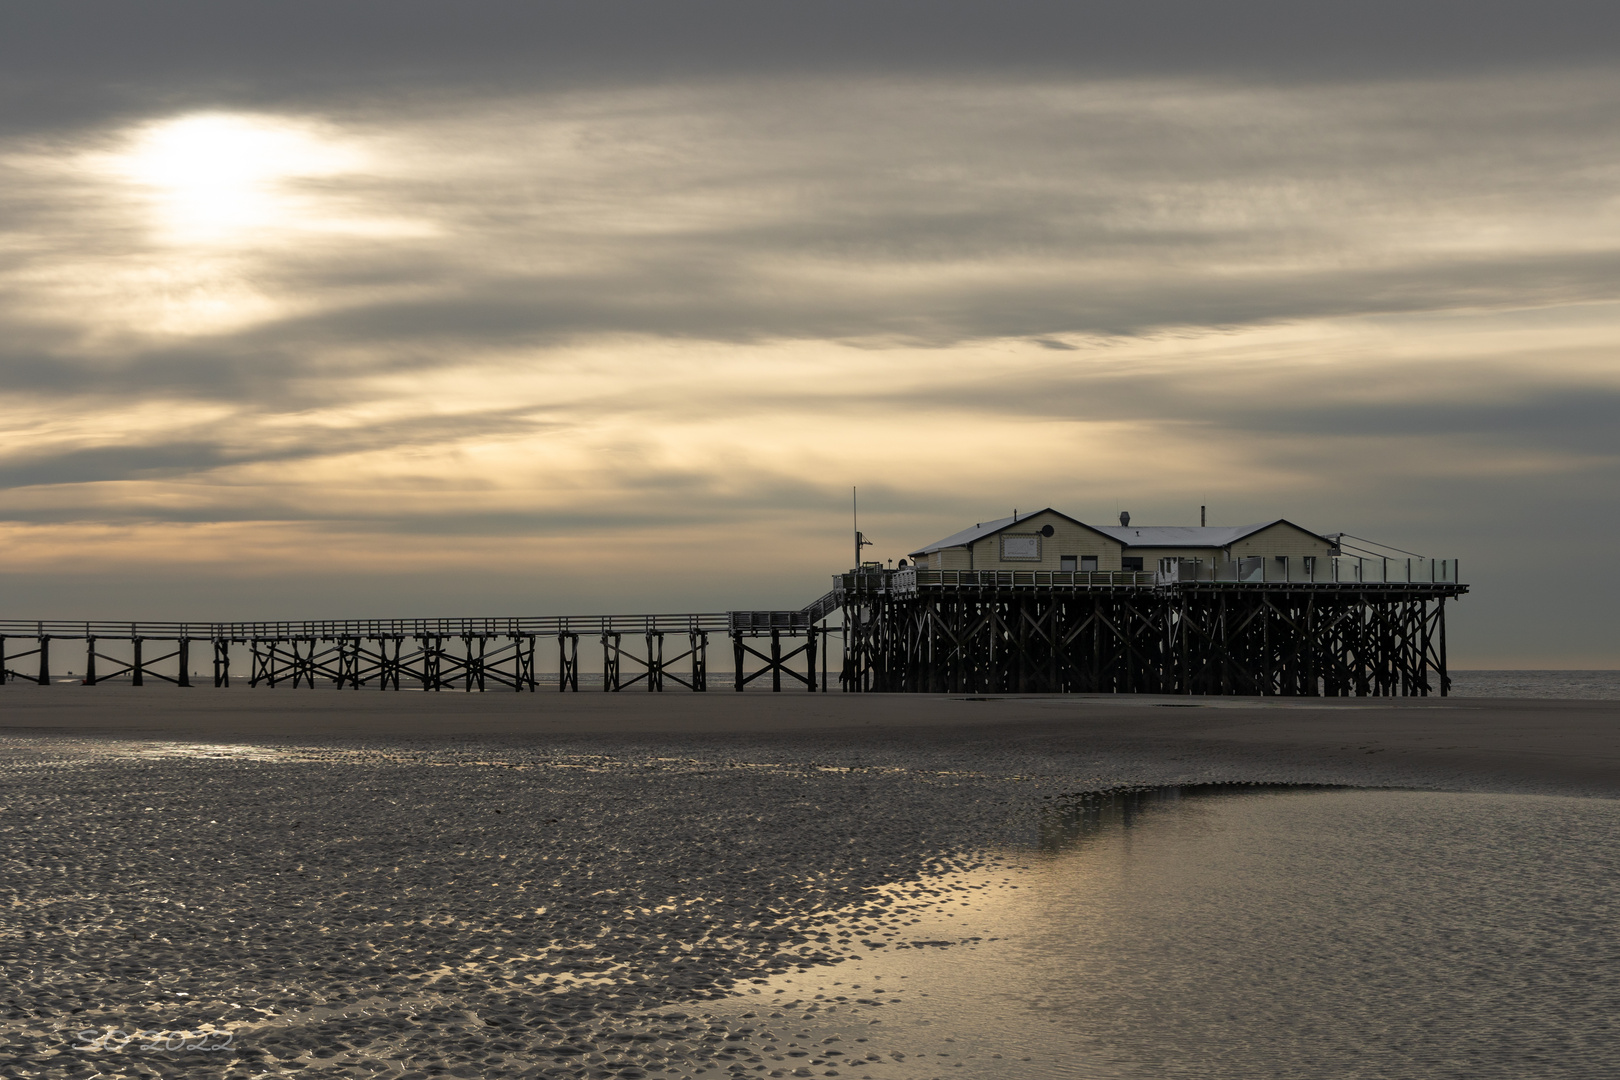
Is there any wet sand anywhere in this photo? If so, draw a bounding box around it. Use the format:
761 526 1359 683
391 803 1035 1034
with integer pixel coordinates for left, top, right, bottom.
3 684 1617 796
1 687 1615 1079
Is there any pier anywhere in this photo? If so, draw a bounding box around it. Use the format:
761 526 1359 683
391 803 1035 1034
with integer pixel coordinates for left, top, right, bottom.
840 556 1465 696
1 558 1464 697
0 607 836 693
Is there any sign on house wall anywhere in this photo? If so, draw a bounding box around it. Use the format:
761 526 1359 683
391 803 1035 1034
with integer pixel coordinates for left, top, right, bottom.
1001 535 1040 560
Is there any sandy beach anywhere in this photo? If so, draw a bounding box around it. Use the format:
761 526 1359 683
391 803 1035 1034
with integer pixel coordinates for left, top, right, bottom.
2 689 1615 1079
4 685 1617 796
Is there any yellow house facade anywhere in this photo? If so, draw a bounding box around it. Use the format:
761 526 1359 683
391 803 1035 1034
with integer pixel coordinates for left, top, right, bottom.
907 511 1337 573
1088 520 1338 572
907 510 1124 572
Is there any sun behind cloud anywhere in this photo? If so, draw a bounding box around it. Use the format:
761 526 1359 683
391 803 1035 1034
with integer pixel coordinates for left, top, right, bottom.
14 111 442 339
105 112 365 245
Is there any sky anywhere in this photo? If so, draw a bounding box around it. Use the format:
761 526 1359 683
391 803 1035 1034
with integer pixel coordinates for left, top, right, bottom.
2 1 1618 667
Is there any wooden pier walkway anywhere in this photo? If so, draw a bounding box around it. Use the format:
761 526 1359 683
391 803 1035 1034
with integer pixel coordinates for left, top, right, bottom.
2 558 1468 697
0 600 839 693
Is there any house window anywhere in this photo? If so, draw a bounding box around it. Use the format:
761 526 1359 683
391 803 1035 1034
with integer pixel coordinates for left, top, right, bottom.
1081 556 1098 572
1122 556 1144 572
1060 556 1077 572
1303 556 1316 577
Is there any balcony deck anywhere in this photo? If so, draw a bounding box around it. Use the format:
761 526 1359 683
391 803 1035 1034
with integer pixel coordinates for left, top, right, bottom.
837 556 1464 600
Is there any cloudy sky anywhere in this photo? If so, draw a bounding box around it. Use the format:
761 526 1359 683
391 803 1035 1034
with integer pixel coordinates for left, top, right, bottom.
3 1 1618 666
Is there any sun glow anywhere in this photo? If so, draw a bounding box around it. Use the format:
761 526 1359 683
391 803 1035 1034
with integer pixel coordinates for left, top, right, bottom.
50 111 436 337
108 113 364 244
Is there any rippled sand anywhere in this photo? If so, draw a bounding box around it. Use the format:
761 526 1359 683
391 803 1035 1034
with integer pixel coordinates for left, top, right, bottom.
1 688 1615 1078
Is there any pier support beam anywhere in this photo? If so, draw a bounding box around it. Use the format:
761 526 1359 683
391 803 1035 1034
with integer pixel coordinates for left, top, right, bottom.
558 633 579 691
806 630 818 692
602 632 621 691
645 632 664 692
840 583 1458 697
730 629 816 692
418 636 440 691
377 637 402 690
690 631 707 692
771 629 782 692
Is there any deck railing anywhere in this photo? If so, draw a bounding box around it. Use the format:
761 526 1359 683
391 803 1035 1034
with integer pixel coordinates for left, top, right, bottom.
839 569 1158 596
728 610 816 631
2 558 1462 644
1155 556 1460 585
834 557 1460 599
0 613 732 641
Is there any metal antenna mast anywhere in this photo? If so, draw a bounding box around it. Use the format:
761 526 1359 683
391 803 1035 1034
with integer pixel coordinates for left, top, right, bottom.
853 486 873 568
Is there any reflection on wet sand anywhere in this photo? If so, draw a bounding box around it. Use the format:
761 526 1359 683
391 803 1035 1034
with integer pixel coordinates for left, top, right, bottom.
730 786 1620 1080
1034 783 1347 854
4 732 1615 1079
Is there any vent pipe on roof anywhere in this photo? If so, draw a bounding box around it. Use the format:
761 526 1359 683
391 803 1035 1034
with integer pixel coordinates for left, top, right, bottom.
1201 505 1206 527
1119 511 1130 527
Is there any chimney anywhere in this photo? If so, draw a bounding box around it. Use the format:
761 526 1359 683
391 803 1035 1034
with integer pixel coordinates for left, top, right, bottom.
1119 511 1130 527
1200 505 1206 527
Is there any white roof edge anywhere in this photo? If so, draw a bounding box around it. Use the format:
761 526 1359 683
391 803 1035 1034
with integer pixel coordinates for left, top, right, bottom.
910 516 1331 557
1092 520 1335 547
908 514 1019 556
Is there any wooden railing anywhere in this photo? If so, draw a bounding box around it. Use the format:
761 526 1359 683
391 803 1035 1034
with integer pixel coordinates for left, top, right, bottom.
833 559 1463 599
0 613 732 641
838 569 1157 595
1156 556 1460 585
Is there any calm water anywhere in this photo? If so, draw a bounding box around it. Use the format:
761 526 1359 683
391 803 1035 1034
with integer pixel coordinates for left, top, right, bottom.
719 787 1620 1079
1447 670 1620 699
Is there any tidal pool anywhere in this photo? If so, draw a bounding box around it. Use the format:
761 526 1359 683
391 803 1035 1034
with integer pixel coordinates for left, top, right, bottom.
716 787 1620 1079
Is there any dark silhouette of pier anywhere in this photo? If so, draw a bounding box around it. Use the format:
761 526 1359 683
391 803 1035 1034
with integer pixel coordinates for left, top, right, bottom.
840 562 1465 696
3 560 1464 696
1 602 837 693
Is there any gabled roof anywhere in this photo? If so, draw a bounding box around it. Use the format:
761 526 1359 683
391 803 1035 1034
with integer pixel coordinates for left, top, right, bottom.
1089 519 1333 549
909 509 1115 556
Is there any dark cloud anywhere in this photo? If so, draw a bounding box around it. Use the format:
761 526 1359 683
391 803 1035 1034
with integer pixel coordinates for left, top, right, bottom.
0 443 237 488
7 73 1617 384
5 2 1619 126
0 402 568 491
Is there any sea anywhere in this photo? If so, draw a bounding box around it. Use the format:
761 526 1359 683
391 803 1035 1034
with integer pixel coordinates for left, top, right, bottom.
39 668 1620 697
1446 669 1620 699
540 670 1620 697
